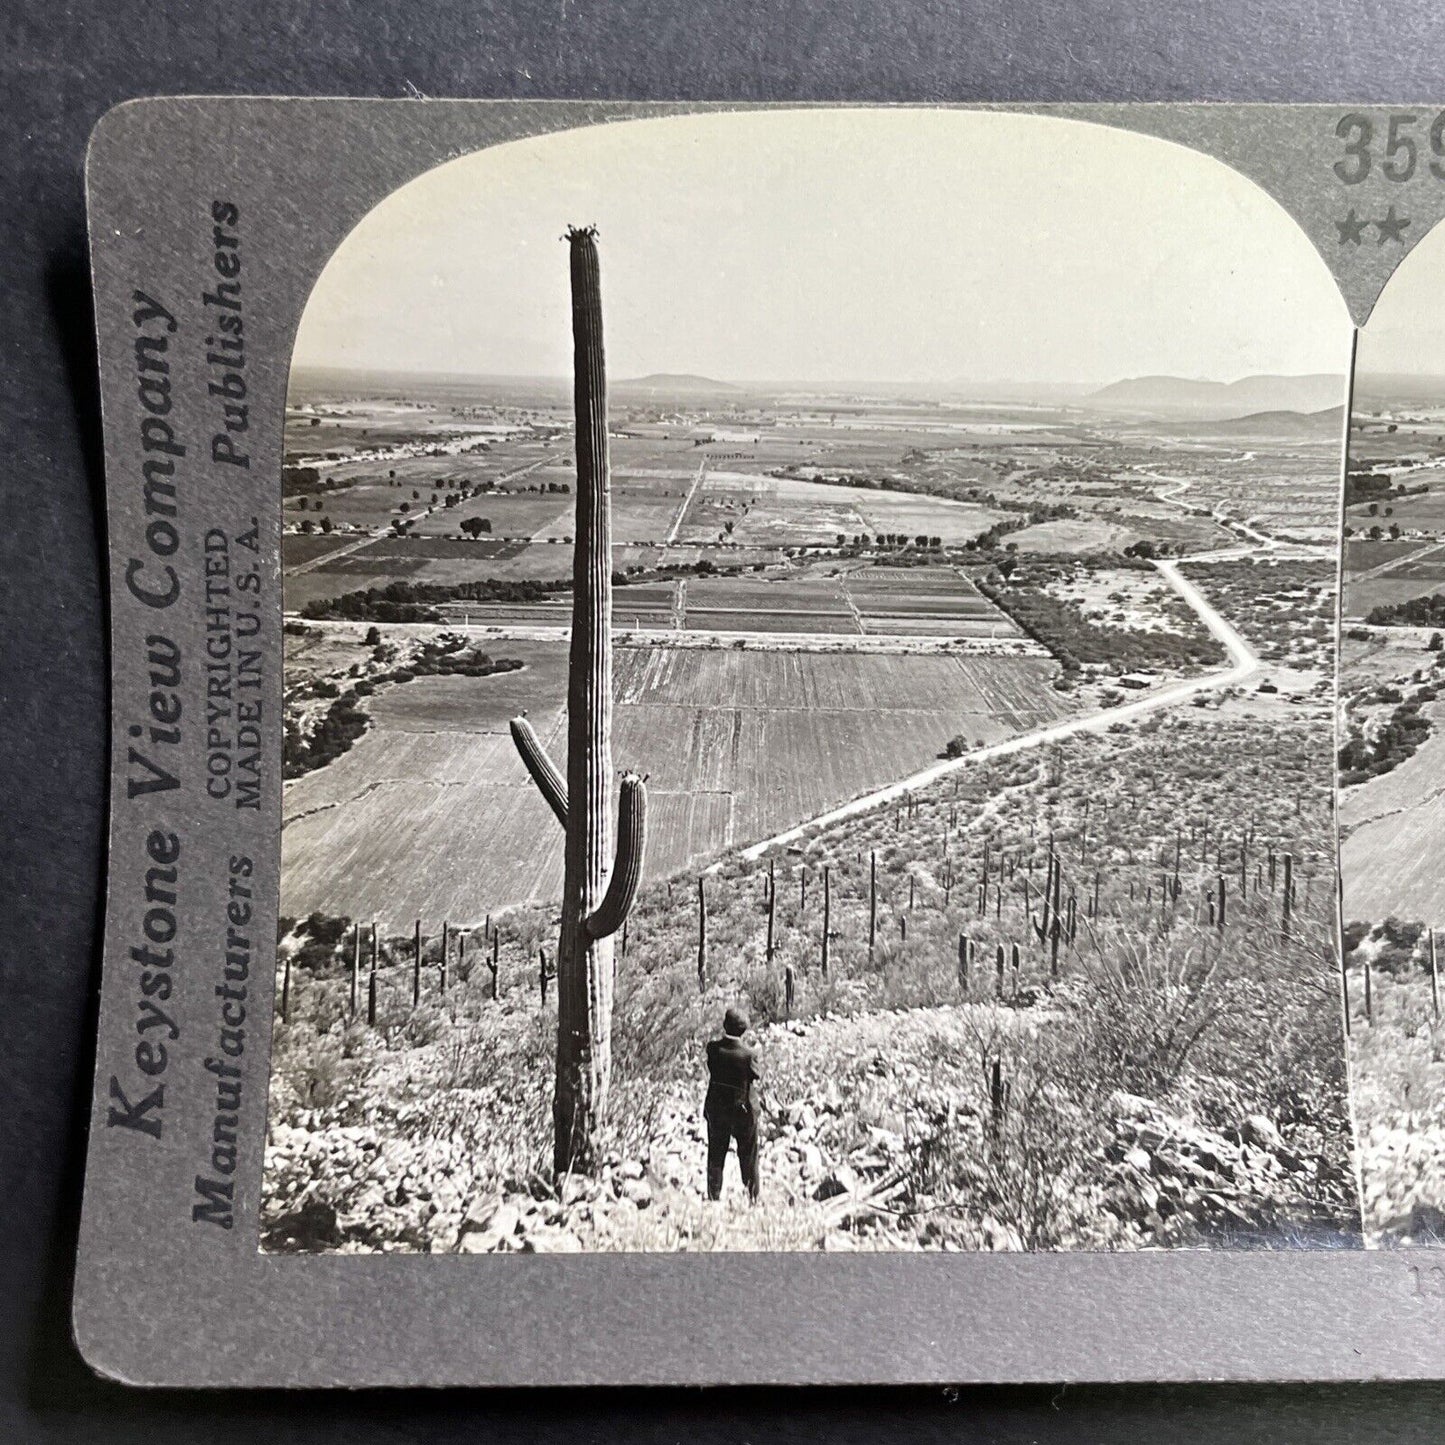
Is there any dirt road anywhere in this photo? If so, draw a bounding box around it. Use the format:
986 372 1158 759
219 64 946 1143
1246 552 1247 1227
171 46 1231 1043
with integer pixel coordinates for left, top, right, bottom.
737 558 1261 861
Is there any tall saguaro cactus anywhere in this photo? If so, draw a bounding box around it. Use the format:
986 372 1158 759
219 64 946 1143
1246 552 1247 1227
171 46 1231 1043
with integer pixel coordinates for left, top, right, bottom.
510 227 648 1177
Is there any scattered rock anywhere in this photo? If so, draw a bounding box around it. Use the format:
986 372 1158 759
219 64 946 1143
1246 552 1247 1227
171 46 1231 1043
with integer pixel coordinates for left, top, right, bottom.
559 1175 595 1205
1241 1114 1284 1151
868 1126 905 1155
460 1198 521 1241
812 1165 859 1202
1108 1090 1155 1120
262 1198 341 1252
522 1229 584 1253
620 1178 653 1209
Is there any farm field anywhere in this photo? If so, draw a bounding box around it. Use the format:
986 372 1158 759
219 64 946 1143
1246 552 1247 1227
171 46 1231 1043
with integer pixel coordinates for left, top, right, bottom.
1348 489 1445 535
281 533 365 568
1345 539 1427 572
1346 572 1445 619
1339 705 1445 923
280 637 1074 927
1009 518 1136 553
680 610 859 635
674 472 1010 549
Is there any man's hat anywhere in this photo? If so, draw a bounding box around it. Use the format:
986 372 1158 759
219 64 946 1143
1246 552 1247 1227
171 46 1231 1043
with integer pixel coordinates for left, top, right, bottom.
723 1006 749 1037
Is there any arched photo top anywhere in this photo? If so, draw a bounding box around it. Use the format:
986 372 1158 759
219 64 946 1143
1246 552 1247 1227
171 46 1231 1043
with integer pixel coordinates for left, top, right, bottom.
1357 209 1445 388
290 107 1352 392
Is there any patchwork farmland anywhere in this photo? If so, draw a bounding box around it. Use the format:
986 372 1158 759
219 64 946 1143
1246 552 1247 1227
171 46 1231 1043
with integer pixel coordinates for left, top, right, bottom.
280 372 1337 941
281 636 1072 927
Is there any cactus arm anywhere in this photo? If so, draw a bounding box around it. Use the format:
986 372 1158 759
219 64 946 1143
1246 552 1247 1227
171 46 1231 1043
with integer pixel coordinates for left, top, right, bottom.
586 774 647 940
510 716 569 826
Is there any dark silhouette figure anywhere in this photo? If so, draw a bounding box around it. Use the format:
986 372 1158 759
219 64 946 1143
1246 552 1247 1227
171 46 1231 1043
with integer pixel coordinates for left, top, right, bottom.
704 1006 761 1201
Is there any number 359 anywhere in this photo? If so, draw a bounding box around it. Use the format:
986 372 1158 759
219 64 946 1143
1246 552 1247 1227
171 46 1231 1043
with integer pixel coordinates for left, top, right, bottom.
1335 112 1445 184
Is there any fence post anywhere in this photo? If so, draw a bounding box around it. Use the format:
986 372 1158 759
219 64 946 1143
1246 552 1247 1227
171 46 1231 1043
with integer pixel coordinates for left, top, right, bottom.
986 1057 1007 1150
697 876 708 991
821 864 832 977
766 857 777 963
412 918 422 1008
1433 928 1441 1022
1282 854 1293 939
280 951 292 1024
440 921 449 996
349 921 360 1018
869 850 877 956
1364 952 1373 1024
367 921 378 1027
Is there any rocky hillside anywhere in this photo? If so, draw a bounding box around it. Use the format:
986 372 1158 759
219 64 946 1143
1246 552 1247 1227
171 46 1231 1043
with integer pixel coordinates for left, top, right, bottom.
264 710 1361 1255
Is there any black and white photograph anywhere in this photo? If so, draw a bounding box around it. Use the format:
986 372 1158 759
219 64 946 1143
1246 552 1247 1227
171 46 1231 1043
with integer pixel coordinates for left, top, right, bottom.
1339 212 1445 1245
257 109 1359 1256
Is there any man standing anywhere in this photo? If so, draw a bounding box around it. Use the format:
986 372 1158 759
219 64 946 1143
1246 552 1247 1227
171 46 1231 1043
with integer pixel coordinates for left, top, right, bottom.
704 1006 761 1202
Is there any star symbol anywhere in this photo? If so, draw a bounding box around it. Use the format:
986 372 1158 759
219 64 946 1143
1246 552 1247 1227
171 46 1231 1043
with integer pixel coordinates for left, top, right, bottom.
1336 208 1367 244
1376 206 1411 244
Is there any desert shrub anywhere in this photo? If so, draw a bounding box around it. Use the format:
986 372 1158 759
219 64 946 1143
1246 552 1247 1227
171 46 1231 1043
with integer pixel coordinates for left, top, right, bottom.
612 961 706 1082
272 1020 372 1115
283 691 370 778
1066 930 1227 1100
438 1029 500 1091
401 1001 450 1050
1338 698 1432 785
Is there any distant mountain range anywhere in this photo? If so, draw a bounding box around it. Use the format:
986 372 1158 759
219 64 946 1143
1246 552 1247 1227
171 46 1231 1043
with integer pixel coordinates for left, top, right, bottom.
1161 405 1344 438
616 372 742 394
1353 372 1445 407
1084 373 1346 420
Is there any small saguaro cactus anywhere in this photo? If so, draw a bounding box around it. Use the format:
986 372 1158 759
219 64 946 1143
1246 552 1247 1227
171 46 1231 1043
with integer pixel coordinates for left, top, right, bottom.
509 226 648 1177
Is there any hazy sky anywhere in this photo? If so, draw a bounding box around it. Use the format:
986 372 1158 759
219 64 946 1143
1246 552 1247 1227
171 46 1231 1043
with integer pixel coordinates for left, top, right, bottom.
1359 213 1445 379
294 108 1352 387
